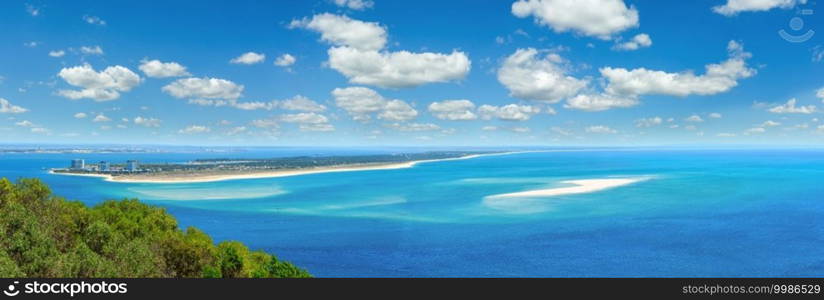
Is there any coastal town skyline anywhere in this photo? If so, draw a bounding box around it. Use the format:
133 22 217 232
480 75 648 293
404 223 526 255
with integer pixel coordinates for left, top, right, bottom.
2 0 824 146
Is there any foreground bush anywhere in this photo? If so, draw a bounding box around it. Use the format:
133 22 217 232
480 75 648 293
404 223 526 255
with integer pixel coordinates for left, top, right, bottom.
0 178 310 278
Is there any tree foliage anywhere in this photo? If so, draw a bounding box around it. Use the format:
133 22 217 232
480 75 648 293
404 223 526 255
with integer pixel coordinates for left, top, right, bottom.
0 178 311 278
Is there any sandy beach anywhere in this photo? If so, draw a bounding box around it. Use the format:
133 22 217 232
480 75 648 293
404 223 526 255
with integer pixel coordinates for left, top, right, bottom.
486 177 649 199
50 151 524 184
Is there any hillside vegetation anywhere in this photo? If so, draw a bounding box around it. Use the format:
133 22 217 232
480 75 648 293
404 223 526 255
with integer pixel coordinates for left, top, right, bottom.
0 178 310 278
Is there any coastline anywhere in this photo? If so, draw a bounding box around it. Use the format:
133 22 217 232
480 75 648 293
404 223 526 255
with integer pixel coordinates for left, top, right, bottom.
49 151 526 184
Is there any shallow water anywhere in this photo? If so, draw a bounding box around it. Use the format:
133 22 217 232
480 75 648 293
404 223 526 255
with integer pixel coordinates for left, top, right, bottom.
3 148 824 277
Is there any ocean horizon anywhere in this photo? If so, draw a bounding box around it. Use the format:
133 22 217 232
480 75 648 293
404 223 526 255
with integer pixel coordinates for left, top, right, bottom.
3 146 823 277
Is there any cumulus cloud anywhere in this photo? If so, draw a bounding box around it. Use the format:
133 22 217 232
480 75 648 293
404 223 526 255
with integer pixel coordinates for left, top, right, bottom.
274 54 296 67
0 98 28 114
709 112 723 118
385 122 441 132
178 125 210 134
613 33 652 51
251 119 279 129
73 113 87 119
600 41 755 97
57 64 142 101
332 86 418 122
92 114 111 122
713 0 806 16
79 46 104 55
139 59 191 78
428 99 478 121
48 50 65 57
635 117 662 128
230 52 266 65
498 48 587 103
585 125 618 134
290 13 386 51
478 104 541 121
134 116 162 128
163 77 244 100
279 112 335 132
292 13 470 88
279 95 326 112
511 0 639 39
564 93 638 111
685 115 704 122
761 120 781 127
332 0 374 10
768 98 817 114
230 95 326 112
15 120 34 127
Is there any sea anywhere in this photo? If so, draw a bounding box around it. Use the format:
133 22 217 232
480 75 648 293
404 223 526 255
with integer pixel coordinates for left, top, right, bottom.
2 147 824 277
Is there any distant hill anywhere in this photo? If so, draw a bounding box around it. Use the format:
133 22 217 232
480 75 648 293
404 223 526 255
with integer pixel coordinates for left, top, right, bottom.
0 178 310 278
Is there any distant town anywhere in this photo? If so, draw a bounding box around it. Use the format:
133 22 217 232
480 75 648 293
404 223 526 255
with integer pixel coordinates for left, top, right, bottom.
49 151 500 182
59 159 150 174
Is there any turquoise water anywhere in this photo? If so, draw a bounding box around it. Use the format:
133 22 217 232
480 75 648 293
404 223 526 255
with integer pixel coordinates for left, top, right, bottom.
2 148 824 277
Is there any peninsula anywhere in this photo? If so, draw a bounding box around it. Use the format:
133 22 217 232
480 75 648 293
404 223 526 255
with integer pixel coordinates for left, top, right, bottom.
50 151 509 183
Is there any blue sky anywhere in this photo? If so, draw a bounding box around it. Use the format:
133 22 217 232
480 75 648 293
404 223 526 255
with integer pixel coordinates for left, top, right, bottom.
1 0 823 146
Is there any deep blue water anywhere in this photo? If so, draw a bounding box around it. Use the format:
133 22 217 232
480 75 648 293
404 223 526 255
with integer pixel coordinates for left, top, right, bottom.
2 148 824 277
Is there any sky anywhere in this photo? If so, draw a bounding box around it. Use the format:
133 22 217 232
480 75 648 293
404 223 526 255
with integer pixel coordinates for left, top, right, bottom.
1 0 823 147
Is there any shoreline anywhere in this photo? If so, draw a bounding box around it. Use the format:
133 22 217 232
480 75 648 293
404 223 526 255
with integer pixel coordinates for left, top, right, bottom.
49 151 527 184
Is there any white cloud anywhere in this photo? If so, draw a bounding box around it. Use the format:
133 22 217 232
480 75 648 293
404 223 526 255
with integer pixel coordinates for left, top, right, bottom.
685 115 704 122
163 77 244 100
92 114 111 122
817 87 824 101
251 119 279 129
178 125 210 134
134 116 162 128
83 15 106 26
511 0 639 39
585 125 618 134
30 127 50 134
498 48 587 103
332 86 418 122
230 52 266 65
428 99 478 121
332 0 374 10
139 59 191 78
635 117 662 128
274 54 296 67
386 122 441 132
48 50 65 57
478 104 541 121
613 33 652 51
768 98 817 114
327 47 471 89
601 41 755 97
80 46 104 55
57 64 142 101
380 99 419 121
761 120 781 127
293 14 470 88
709 112 723 118
745 127 766 134
818 125 824 133
0 98 28 114
717 133 737 137
279 95 326 112
73 112 87 119
482 126 498 131
290 13 386 51
23 41 40 48
713 0 806 16
15 120 34 127
280 112 335 132
564 93 638 111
